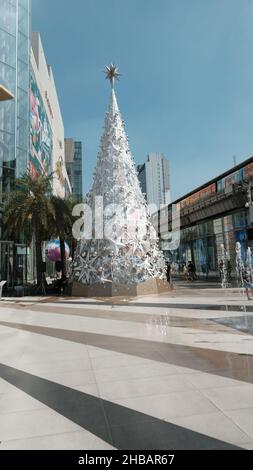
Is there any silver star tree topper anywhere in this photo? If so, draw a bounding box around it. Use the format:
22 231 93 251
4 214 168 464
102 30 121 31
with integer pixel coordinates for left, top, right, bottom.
104 63 121 89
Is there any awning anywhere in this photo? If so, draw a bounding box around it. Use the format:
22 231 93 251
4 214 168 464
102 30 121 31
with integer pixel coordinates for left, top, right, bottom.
0 85 14 101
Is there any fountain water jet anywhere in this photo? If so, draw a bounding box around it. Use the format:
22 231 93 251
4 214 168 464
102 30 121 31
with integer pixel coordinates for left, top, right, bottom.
220 244 230 288
235 241 244 289
245 247 253 283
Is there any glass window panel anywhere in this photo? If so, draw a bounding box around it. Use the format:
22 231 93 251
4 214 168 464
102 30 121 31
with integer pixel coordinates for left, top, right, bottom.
0 130 15 163
17 117 28 151
18 5 28 37
16 147 28 176
0 99 15 134
0 0 16 36
0 61 16 93
18 31 28 64
17 87 28 120
19 0 29 11
0 28 16 67
0 160 15 203
233 211 248 229
17 58 29 90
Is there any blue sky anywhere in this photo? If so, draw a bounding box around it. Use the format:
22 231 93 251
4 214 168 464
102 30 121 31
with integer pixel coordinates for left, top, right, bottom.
32 0 253 200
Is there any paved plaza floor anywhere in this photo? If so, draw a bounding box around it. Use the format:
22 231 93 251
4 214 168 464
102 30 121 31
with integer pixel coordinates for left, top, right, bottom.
1 285 253 450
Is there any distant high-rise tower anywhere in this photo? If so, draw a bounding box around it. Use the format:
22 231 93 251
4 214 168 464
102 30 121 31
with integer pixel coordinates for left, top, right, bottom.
136 163 147 196
65 139 83 201
137 153 171 211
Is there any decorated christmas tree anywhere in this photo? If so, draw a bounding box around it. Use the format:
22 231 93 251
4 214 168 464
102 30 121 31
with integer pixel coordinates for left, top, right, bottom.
71 65 166 288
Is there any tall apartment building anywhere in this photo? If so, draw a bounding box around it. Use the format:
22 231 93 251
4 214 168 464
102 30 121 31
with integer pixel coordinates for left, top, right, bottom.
137 153 171 212
65 138 83 201
31 32 71 198
136 163 147 196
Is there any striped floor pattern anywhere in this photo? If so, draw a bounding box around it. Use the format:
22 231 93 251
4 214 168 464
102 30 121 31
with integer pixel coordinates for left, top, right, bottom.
0 288 253 450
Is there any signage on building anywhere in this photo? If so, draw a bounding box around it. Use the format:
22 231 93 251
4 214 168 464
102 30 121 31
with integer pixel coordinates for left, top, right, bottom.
56 157 65 187
30 73 53 176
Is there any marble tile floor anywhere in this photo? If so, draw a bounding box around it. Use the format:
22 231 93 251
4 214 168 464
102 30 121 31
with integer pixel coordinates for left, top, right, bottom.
0 287 253 449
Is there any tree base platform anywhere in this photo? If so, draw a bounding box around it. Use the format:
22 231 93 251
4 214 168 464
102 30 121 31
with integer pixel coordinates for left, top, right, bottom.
69 278 173 298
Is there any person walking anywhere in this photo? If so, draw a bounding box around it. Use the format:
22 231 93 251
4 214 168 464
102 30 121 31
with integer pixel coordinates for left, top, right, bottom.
182 263 188 280
166 261 171 284
187 261 196 281
205 262 210 280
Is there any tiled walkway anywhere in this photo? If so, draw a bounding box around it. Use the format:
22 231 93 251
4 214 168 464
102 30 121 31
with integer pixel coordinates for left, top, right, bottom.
0 287 253 449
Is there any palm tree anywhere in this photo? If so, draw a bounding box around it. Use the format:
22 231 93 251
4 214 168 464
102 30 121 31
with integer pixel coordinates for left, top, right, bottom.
3 172 54 293
49 196 73 283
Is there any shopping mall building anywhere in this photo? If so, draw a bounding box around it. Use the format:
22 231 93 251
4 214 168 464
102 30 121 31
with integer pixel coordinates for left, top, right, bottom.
0 0 72 288
153 157 253 277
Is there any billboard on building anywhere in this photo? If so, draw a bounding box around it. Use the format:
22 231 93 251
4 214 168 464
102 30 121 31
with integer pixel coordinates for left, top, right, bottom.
180 183 216 209
30 73 52 177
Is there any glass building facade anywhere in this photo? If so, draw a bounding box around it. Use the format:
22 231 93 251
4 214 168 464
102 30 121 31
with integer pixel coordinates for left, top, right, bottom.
73 141 83 201
158 157 253 278
0 0 30 287
136 163 147 196
171 209 250 276
66 141 83 201
0 0 30 205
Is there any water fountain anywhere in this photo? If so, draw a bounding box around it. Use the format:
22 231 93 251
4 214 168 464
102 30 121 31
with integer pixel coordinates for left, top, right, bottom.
220 244 230 288
245 247 253 283
234 241 253 305
235 241 244 289
243 246 253 301
219 242 253 303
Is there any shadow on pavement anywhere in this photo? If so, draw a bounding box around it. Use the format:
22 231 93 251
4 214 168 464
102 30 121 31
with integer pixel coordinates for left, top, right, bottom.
0 363 241 450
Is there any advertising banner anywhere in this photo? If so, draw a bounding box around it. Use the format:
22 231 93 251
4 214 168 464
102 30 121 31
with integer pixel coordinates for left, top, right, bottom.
29 73 52 176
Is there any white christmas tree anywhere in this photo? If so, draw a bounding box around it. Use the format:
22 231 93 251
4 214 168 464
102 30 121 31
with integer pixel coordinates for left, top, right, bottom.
72 65 166 286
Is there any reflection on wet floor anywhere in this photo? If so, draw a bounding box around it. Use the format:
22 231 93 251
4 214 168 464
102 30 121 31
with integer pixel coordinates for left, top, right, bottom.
1 319 253 384
149 315 242 336
4 300 253 312
213 315 253 335
2 302 244 335
159 304 253 312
